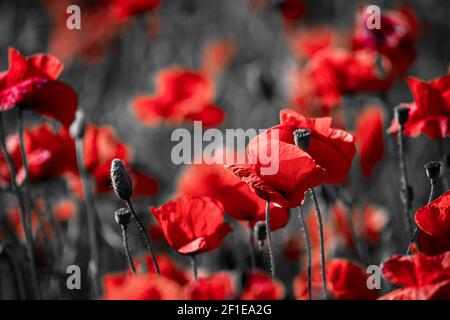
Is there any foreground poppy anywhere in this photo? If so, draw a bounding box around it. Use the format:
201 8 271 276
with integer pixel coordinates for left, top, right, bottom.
380 251 450 300
150 196 231 255
177 161 289 230
0 48 77 127
185 272 235 300
133 68 225 127
354 106 385 177
294 259 378 300
240 271 285 300
387 74 450 139
415 191 450 255
352 6 418 75
102 272 182 300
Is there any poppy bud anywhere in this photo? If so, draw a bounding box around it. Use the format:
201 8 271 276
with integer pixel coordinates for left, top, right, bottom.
254 221 267 242
424 161 441 181
115 207 131 227
293 128 312 150
395 106 410 126
69 110 87 139
111 159 133 200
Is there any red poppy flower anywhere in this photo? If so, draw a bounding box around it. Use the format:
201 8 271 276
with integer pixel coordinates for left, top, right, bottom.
185 272 235 300
143 254 191 285
226 126 327 208
354 106 384 177
240 271 285 300
150 196 231 255
278 0 306 27
201 39 236 78
352 6 418 75
53 199 77 221
279 109 357 184
287 27 336 61
0 124 76 186
294 259 378 300
133 68 224 127
102 272 182 300
110 0 161 19
0 48 77 127
360 204 387 244
177 161 289 230
380 251 450 300
387 74 450 139
331 202 355 249
415 191 450 255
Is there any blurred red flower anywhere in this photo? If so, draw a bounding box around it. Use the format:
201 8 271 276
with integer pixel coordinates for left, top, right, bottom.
0 48 77 127
279 109 356 184
387 74 450 139
134 68 225 127
177 161 289 230
150 196 231 255
240 271 285 300
352 6 418 75
287 27 336 61
185 272 235 300
415 191 450 255
359 204 387 244
110 0 161 19
201 39 236 78
354 105 385 177
143 254 191 285
0 124 76 186
294 259 378 300
278 0 306 27
380 251 450 300
102 272 182 300
53 199 77 221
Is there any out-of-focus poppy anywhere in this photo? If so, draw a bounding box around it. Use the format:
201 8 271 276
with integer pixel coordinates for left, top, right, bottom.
287 27 336 61
150 196 231 255
133 68 225 127
142 254 191 285
102 272 182 300
201 39 236 78
53 199 77 221
0 48 77 127
185 272 235 300
387 74 450 140
352 6 418 75
415 191 450 255
110 0 161 19
240 271 285 300
354 106 384 177
177 161 289 230
380 251 450 300
277 0 306 27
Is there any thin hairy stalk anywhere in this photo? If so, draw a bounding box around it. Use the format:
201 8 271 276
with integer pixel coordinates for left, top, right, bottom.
310 188 328 298
190 255 198 281
74 138 100 296
298 206 312 300
121 226 136 274
397 123 413 238
265 201 276 279
126 200 160 278
0 113 39 299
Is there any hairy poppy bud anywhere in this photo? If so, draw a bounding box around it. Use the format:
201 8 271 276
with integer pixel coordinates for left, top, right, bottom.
395 106 410 126
111 159 133 200
69 110 87 139
254 221 267 242
293 128 312 150
115 207 131 226
424 161 441 181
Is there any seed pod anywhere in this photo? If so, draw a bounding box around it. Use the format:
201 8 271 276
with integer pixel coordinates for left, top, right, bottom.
293 128 312 150
69 110 87 139
395 106 410 126
111 159 133 200
115 208 131 227
424 161 441 181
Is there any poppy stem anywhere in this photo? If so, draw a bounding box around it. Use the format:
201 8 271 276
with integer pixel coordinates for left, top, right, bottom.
0 112 40 300
248 229 256 270
298 206 312 300
121 225 136 274
126 199 160 279
74 138 101 297
310 188 328 299
265 201 276 279
396 120 413 240
190 255 198 281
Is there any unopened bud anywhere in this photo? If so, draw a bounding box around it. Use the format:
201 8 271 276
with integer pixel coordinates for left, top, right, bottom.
115 207 131 226
111 159 133 200
424 161 441 181
293 128 312 150
69 110 87 139
395 106 410 126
